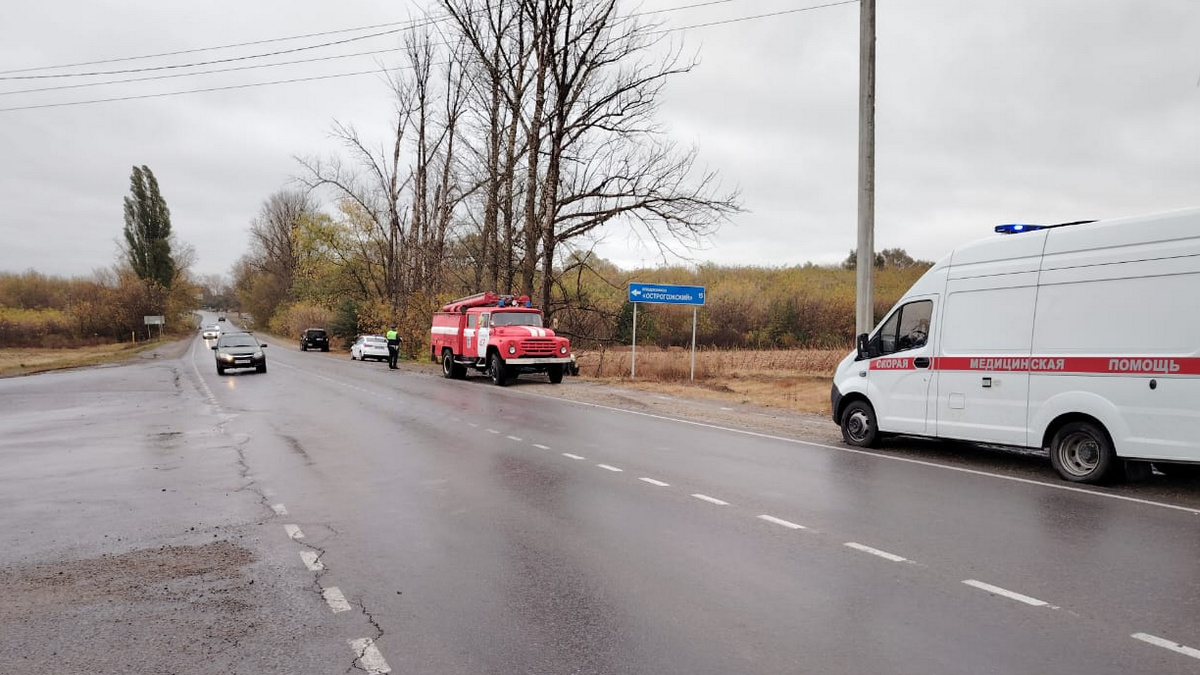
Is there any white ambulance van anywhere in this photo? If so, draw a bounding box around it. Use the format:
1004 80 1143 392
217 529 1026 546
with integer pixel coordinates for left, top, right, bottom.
830 207 1200 484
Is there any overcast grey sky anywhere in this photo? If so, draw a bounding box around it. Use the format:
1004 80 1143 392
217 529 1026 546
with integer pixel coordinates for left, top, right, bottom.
1 0 1197 280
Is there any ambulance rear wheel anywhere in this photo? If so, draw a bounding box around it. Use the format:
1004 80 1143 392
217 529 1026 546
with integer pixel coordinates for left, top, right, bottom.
488 353 507 386
1050 421 1116 484
840 400 880 448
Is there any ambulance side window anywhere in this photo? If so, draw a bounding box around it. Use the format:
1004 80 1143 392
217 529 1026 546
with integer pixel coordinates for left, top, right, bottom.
875 300 932 355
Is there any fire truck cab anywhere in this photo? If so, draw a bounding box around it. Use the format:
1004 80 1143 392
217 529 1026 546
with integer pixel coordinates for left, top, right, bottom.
430 292 573 386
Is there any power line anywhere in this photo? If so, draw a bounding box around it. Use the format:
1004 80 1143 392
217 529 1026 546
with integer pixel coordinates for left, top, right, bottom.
0 17 431 76
0 47 405 97
0 0 756 97
0 1 856 113
0 0 746 80
0 21 439 81
0 68 395 113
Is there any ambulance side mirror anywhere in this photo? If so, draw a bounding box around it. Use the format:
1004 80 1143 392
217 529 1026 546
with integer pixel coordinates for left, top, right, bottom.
856 333 872 361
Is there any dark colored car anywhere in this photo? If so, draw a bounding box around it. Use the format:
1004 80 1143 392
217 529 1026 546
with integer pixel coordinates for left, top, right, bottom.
213 331 268 374
300 328 329 352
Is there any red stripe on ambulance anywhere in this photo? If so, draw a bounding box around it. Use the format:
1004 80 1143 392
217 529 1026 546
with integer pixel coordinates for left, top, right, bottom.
868 356 1200 375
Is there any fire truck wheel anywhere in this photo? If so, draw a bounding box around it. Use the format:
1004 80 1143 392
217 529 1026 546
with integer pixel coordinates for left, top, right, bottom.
488 352 508 386
548 364 564 384
442 350 465 379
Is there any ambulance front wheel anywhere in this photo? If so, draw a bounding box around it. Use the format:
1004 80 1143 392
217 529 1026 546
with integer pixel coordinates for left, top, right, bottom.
840 400 880 448
1050 421 1116 484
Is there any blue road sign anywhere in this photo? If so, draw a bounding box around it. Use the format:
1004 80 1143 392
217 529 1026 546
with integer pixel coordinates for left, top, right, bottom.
628 282 705 305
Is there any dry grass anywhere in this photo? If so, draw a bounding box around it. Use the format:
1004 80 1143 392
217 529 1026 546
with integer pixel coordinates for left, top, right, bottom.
0 341 162 377
574 347 847 416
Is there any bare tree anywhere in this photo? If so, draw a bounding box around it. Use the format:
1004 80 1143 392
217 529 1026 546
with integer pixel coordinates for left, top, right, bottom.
443 0 740 313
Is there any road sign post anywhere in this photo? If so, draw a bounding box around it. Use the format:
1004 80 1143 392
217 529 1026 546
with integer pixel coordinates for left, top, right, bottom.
627 283 706 382
144 315 165 339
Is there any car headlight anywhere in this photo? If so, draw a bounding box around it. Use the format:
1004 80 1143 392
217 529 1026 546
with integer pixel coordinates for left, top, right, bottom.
253 351 263 359
508 344 517 355
219 354 234 362
560 345 568 354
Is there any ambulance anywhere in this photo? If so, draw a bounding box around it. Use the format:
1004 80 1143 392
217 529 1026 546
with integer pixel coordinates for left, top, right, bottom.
830 207 1200 484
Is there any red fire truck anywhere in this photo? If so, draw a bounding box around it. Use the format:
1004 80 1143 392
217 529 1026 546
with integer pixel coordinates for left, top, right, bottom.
430 292 572 385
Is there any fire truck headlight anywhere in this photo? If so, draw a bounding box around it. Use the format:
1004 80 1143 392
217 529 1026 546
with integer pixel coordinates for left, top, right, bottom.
508 344 517 355
560 345 568 355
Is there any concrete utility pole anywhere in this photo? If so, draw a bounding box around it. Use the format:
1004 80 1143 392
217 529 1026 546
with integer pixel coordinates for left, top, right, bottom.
855 0 876 335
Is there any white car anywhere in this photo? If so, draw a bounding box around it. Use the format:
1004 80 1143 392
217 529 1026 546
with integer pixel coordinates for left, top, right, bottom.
351 335 389 362
201 325 220 340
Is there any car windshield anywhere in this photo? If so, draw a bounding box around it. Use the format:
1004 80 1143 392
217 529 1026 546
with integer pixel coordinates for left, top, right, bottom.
491 312 543 327
220 335 258 348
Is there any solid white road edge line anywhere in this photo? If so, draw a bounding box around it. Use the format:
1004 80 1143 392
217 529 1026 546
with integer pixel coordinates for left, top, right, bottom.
300 551 325 571
758 514 806 530
284 524 304 540
845 542 907 562
692 493 729 506
322 586 352 613
962 579 1050 607
1131 633 1200 660
271 503 288 516
509 393 1200 516
597 464 623 472
562 453 585 460
349 638 392 674
639 477 670 487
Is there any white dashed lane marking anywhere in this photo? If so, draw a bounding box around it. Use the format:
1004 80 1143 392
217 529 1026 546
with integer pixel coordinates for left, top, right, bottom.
1132 633 1200 661
271 503 288 516
597 464 623 472
757 514 806 530
284 524 305 540
533 444 551 450
963 580 1051 608
562 453 585 460
349 638 392 674
300 551 325 571
639 477 670 487
486 429 500 434
507 435 523 442
323 586 352 613
691 493 729 506
845 542 907 562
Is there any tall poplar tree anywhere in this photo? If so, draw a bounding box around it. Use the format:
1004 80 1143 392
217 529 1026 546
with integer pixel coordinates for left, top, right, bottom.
123 165 175 288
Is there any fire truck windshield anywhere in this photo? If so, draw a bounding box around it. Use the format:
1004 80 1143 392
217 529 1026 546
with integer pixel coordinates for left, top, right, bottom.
491 312 543 328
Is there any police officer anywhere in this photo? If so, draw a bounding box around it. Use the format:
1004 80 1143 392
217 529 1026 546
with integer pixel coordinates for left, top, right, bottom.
385 326 400 369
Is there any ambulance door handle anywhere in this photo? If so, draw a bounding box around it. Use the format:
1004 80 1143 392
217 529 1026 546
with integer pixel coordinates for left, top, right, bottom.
913 357 930 369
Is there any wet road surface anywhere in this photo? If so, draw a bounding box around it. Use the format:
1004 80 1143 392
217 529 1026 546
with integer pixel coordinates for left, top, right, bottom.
3 319 1199 674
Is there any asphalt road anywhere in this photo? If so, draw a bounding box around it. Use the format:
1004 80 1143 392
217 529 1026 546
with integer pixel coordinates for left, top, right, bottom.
2 316 1199 674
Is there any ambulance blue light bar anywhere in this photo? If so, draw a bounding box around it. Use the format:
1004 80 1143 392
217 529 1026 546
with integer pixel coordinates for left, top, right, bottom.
994 223 1045 234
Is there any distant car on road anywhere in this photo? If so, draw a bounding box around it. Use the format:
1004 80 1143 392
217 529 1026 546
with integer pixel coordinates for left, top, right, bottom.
217 316 227 322
201 325 220 340
300 328 329 352
212 331 267 375
351 335 389 362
